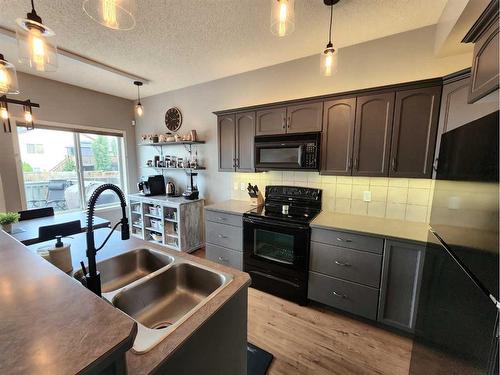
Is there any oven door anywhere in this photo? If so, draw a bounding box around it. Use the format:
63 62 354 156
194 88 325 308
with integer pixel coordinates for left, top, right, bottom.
243 216 310 272
255 141 304 170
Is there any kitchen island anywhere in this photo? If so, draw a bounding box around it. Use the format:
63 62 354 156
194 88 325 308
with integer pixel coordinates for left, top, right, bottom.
3 228 250 374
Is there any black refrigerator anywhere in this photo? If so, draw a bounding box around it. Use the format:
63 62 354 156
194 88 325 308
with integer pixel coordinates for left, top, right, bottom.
409 111 499 374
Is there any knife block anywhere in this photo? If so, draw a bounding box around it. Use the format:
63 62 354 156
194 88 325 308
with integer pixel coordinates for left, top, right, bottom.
250 191 264 206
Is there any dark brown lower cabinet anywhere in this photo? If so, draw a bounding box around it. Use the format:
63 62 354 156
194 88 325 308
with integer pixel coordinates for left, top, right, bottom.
218 114 236 172
352 93 395 177
378 240 425 333
389 86 441 178
321 98 356 175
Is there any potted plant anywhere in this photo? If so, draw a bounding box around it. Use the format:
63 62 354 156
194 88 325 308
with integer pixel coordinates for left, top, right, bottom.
0 212 20 233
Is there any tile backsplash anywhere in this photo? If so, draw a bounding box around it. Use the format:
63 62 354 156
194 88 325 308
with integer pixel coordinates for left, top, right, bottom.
231 172 435 223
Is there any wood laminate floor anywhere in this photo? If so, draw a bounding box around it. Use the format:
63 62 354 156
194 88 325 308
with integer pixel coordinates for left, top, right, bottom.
192 248 412 375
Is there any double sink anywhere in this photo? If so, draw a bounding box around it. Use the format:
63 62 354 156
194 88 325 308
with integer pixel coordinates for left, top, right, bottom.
75 248 233 353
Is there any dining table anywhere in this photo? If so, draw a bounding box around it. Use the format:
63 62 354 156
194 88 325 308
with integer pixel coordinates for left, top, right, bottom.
9 211 110 245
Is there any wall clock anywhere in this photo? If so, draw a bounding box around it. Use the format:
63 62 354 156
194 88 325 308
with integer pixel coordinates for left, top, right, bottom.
165 107 182 132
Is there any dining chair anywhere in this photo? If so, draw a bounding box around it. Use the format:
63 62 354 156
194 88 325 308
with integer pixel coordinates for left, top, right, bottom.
19 207 55 221
38 220 82 242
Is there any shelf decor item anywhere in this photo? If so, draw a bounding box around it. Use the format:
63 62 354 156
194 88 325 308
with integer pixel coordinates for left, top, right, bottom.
0 211 20 233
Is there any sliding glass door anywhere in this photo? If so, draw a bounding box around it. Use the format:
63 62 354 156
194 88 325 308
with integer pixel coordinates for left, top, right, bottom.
16 126 125 212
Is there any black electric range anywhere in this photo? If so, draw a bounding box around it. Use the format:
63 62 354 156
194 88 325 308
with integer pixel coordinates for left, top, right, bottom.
243 185 322 305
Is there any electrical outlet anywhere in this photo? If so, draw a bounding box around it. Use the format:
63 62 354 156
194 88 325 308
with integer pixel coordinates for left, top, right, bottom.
233 182 238 191
240 182 246 191
363 191 372 202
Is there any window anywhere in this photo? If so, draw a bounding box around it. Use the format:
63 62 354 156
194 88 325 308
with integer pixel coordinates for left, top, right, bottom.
26 143 44 154
17 126 125 212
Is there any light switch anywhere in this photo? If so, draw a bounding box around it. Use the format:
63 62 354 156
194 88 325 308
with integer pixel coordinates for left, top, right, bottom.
363 191 372 202
240 182 246 191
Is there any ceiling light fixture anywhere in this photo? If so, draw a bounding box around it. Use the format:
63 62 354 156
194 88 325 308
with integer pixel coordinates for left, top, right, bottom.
134 81 143 117
83 0 136 31
16 0 58 72
0 96 39 133
270 0 295 37
0 54 19 95
321 0 340 77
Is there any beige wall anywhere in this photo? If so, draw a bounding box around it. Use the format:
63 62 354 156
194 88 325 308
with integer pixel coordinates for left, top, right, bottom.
0 72 136 213
135 25 472 207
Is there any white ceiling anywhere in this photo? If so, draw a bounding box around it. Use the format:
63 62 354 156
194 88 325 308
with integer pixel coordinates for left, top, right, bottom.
0 0 448 99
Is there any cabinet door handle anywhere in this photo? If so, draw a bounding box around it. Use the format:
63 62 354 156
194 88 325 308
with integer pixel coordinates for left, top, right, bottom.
218 256 228 262
236 158 240 168
353 157 359 170
347 157 353 169
217 233 227 239
282 115 286 129
332 291 347 299
334 260 351 267
287 116 291 129
336 237 352 243
391 157 397 172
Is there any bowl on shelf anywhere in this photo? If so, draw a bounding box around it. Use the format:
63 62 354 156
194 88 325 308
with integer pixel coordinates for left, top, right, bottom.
151 233 163 242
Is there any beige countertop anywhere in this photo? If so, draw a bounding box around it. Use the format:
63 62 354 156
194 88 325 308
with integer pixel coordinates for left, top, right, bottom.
204 199 256 215
25 228 251 375
311 212 430 243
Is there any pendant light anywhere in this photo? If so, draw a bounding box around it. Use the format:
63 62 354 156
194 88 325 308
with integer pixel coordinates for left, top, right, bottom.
320 0 340 77
134 81 143 117
16 0 58 72
83 0 136 30
270 0 295 37
0 54 20 95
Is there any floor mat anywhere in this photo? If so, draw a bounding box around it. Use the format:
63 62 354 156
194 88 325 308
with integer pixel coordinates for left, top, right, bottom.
248 342 273 375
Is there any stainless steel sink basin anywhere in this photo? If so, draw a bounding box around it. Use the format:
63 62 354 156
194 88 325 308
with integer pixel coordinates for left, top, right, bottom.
75 248 173 293
77 247 233 353
113 263 226 329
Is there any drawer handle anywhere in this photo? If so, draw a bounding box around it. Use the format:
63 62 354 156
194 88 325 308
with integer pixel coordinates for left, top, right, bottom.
217 217 227 221
218 256 228 262
334 260 351 267
332 291 347 299
336 237 352 243
217 234 227 239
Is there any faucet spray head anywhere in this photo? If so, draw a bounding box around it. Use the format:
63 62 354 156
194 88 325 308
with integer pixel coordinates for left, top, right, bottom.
121 218 130 240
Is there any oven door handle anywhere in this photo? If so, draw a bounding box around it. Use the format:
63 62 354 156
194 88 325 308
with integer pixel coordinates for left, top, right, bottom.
243 216 309 231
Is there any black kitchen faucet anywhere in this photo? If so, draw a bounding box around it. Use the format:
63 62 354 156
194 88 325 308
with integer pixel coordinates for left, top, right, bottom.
82 184 129 297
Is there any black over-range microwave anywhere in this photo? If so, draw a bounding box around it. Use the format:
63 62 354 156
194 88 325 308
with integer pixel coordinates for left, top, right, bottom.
254 132 320 171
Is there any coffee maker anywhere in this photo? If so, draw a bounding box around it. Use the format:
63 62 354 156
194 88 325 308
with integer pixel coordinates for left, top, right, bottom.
138 175 166 196
182 172 199 200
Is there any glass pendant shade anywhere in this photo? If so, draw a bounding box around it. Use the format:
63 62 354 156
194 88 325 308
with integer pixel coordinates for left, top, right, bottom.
83 0 136 30
320 45 338 77
0 105 9 120
16 18 58 72
135 102 143 117
0 55 19 95
270 0 295 37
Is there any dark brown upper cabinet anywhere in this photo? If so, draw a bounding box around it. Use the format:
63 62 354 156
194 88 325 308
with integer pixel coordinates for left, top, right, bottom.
321 98 356 175
256 102 322 136
235 112 255 172
218 112 255 172
256 107 286 135
286 102 323 133
218 114 236 171
462 0 499 103
352 93 395 177
389 86 441 178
